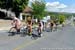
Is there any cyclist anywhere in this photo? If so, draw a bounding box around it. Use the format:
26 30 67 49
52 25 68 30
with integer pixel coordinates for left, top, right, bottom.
9 16 22 34
50 20 54 32
37 19 43 37
27 17 32 36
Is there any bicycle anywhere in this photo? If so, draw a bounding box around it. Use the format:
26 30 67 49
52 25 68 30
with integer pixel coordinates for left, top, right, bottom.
20 25 33 36
8 27 18 36
31 27 40 39
20 26 28 37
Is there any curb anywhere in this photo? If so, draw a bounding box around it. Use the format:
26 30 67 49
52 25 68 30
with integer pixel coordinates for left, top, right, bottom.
0 29 9 31
0 27 10 31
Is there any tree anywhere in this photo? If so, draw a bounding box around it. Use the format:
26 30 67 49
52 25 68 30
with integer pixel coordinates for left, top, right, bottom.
58 15 65 24
0 0 29 17
31 0 46 19
0 0 12 9
12 0 29 17
0 0 6 9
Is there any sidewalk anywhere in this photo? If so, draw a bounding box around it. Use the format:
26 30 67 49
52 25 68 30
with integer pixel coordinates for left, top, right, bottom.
0 20 27 31
0 27 11 31
0 19 11 31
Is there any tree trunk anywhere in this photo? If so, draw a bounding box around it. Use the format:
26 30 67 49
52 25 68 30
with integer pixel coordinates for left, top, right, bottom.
15 12 20 18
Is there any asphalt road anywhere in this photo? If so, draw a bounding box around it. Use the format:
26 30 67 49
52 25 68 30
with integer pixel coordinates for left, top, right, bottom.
0 24 75 50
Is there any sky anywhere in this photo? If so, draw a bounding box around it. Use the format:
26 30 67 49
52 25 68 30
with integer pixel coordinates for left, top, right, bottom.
29 0 75 13
45 0 75 5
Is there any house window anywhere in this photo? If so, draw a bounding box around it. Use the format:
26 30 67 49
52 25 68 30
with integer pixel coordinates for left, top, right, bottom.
22 15 25 20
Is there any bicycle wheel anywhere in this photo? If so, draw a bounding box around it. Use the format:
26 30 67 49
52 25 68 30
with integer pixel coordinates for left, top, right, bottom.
8 27 17 36
9 27 17 33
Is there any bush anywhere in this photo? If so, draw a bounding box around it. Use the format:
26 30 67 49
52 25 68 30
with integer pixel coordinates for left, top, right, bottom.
58 15 65 24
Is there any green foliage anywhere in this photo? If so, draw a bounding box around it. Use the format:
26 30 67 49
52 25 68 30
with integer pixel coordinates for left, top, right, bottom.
58 15 65 24
50 15 58 20
32 0 46 19
0 0 29 11
0 0 6 8
0 0 29 17
12 0 29 17
0 0 13 9
12 0 29 12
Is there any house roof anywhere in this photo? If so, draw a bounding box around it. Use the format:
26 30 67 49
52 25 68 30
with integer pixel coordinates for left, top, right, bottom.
23 6 33 13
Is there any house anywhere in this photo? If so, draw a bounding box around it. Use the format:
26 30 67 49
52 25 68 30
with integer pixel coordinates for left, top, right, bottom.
19 6 33 21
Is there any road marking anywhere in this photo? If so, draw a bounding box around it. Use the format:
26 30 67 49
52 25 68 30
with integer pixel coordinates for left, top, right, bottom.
14 27 61 50
0 34 21 44
14 35 48 50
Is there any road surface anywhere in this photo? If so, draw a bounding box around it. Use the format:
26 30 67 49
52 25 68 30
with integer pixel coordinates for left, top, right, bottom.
0 24 75 50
